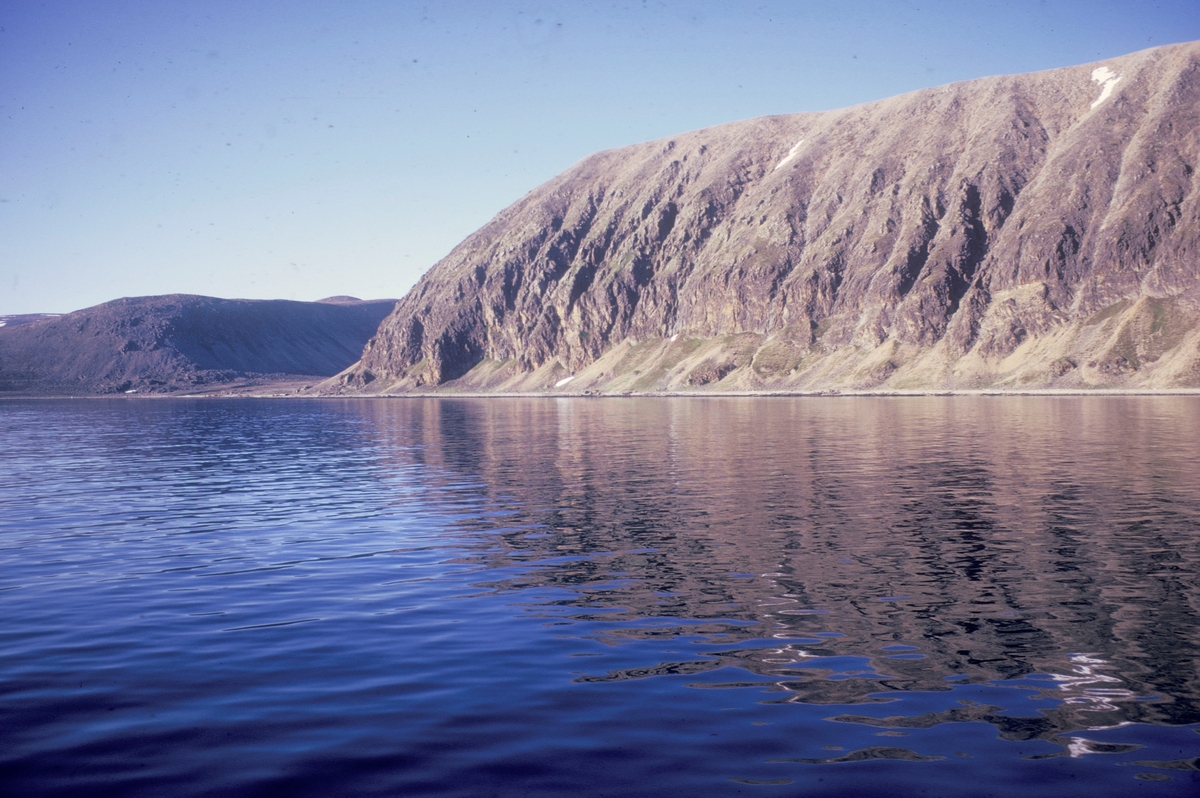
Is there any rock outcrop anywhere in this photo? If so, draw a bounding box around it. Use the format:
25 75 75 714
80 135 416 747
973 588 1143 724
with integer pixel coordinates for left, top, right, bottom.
334 41 1200 394
0 295 396 394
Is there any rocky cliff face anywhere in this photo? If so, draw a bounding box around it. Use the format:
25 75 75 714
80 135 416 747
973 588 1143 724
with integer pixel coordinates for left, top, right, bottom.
338 42 1200 394
0 295 396 394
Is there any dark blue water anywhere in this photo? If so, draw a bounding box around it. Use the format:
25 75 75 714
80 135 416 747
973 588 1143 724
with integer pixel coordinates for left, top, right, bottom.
1 397 1198 796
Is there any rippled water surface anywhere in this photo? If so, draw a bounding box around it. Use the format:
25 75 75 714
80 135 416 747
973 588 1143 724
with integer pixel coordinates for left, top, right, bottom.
2 397 1199 796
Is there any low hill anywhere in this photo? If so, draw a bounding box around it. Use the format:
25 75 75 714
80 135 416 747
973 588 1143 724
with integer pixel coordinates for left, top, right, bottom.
0 313 66 328
330 41 1200 394
0 295 396 395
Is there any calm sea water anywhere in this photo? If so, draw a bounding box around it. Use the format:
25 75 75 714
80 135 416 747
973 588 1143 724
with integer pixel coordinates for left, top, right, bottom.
1 397 1198 797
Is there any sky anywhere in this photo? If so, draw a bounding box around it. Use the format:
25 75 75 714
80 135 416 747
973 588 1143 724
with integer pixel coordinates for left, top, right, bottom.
2 1 1199 314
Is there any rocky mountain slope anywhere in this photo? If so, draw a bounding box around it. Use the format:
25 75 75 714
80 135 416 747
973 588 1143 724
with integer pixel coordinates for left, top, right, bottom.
0 295 396 394
333 41 1200 394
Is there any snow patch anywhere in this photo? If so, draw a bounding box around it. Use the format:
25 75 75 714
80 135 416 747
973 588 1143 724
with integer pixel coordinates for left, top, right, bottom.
554 376 574 387
774 139 805 171
125 389 137 394
670 334 679 342
0 321 6 327
1089 66 1120 109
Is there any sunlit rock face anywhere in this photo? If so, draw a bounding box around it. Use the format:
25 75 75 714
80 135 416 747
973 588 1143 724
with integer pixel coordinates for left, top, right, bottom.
339 41 1200 394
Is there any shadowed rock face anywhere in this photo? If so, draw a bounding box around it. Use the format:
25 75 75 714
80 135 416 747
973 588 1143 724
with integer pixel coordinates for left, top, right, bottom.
337 41 1200 394
0 295 396 394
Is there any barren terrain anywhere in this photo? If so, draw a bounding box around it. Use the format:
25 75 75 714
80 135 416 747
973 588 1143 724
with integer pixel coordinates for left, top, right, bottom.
328 42 1200 396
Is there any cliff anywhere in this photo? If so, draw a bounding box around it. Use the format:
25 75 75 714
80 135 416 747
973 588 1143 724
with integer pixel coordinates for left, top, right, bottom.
0 295 396 395
332 41 1200 394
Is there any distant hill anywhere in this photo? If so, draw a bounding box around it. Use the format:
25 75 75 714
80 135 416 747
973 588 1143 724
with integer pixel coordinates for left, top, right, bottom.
0 313 66 328
330 41 1200 394
0 295 396 395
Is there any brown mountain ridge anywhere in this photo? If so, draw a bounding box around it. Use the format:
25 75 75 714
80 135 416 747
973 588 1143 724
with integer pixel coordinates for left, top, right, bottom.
330 41 1200 394
0 295 396 395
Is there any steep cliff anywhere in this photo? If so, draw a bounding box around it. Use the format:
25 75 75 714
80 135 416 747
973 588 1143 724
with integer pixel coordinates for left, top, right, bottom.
0 295 396 394
336 42 1200 394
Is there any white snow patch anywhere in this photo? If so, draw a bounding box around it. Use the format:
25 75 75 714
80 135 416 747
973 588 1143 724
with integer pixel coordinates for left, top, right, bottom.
125 389 137 394
773 139 805 171
0 321 6 327
1089 66 1120 109
670 333 679 342
554 376 574 388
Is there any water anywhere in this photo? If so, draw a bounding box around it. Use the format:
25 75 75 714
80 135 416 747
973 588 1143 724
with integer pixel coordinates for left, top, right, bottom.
1 397 1198 797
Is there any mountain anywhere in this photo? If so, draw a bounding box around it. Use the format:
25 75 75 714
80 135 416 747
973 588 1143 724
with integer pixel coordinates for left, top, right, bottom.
330 41 1200 394
0 295 396 395
0 313 66 329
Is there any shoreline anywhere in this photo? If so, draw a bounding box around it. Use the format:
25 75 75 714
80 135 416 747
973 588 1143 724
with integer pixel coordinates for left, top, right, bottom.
6 387 1200 400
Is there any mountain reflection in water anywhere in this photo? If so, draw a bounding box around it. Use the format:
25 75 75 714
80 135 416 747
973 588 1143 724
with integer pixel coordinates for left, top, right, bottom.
1 396 1198 796
403 397 1200 744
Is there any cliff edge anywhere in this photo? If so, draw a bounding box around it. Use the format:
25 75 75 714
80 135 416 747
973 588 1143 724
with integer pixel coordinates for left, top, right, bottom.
330 41 1200 394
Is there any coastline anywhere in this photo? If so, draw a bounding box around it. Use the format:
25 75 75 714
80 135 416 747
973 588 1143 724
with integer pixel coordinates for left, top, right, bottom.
6 386 1200 400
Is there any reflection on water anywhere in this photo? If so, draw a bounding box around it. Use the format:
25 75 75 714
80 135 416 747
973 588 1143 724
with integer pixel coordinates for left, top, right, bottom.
424 399 1200 723
1 397 1198 796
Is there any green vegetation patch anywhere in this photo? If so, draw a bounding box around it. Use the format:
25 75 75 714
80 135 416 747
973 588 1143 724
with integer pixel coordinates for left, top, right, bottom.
659 337 705 371
752 339 805 375
1148 298 1171 336
610 338 663 376
1085 299 1130 326
630 367 668 391
1103 325 1142 371
611 251 636 273
812 317 836 340
721 332 764 361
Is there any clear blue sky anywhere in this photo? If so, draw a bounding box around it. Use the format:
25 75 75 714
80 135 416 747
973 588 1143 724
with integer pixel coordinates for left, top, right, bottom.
2 0 1198 314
